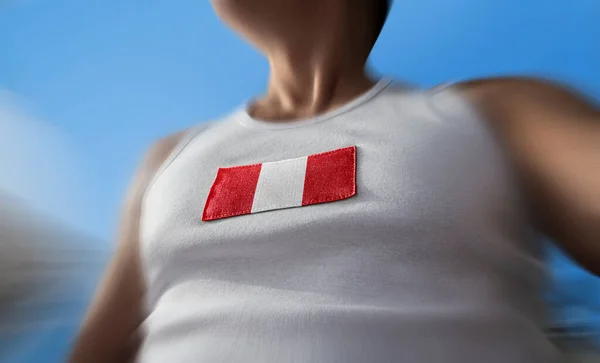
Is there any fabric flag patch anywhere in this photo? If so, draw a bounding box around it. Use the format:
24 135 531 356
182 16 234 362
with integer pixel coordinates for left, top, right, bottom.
202 146 356 221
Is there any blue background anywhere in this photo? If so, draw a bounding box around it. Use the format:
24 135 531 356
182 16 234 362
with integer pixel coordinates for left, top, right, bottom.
0 0 598 361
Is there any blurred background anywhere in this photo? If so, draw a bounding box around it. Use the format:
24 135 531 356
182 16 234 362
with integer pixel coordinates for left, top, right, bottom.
0 0 598 362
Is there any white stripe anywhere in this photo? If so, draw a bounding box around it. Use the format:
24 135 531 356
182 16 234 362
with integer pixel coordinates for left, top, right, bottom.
251 156 308 213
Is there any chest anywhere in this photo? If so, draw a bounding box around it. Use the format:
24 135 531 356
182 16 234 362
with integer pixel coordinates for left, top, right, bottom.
140 101 524 281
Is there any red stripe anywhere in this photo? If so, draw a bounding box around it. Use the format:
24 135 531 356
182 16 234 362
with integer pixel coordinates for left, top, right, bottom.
202 164 262 221
302 146 356 206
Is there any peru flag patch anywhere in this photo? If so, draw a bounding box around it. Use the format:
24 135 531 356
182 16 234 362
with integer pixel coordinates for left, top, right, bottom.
202 146 357 221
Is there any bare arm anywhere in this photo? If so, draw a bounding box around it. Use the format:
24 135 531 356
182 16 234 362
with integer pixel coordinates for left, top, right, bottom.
68 131 186 363
459 77 600 276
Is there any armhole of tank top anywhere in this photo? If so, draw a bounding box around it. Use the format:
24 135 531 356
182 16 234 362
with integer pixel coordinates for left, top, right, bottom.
141 123 212 207
138 123 211 299
425 82 537 233
136 123 211 306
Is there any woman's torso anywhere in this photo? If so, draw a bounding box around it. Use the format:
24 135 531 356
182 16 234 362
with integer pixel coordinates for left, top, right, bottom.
137 80 556 363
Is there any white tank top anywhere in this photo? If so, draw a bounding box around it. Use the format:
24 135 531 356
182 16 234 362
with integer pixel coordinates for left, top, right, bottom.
137 79 557 363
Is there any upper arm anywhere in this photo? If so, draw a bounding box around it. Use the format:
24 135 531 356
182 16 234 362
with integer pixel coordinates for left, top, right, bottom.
69 131 187 363
458 77 600 275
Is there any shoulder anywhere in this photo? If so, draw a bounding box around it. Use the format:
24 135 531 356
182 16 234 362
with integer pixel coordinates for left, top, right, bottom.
144 130 189 171
454 76 570 98
129 129 191 200
132 122 216 200
445 76 600 139
452 76 595 117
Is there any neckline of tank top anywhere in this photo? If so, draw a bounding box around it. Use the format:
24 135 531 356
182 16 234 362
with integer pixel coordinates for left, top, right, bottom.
235 77 396 130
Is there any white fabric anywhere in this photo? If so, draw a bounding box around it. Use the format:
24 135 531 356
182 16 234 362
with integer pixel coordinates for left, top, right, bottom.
252 156 308 213
138 79 557 363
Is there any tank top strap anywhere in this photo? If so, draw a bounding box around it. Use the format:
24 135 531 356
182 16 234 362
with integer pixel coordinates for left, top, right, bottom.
425 80 484 125
143 122 213 204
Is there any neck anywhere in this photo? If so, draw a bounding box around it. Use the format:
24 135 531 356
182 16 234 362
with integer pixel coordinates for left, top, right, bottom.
267 52 374 113
251 20 376 121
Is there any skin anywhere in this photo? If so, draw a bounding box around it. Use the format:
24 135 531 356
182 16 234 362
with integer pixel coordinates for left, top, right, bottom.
69 1 600 362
